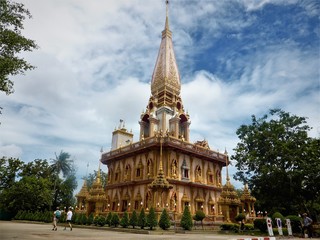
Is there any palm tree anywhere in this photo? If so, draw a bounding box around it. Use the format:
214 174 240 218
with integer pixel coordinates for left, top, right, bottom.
51 151 73 178
50 150 73 208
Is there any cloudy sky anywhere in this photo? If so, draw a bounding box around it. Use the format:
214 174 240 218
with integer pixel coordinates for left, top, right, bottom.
1 0 319 193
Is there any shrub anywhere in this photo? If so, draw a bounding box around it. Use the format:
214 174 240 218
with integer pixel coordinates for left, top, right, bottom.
129 210 138 229
14 210 23 220
120 211 129 228
244 223 254 230
272 212 285 224
93 216 106 227
106 212 112 226
138 208 147 229
220 223 239 231
180 206 193 230
193 210 205 222
80 214 87 225
97 215 106 226
75 213 81 225
111 213 119 227
193 210 205 229
147 207 158 230
87 213 94 225
254 218 267 232
285 215 302 233
273 227 288 236
93 215 99 226
235 213 246 222
159 208 171 230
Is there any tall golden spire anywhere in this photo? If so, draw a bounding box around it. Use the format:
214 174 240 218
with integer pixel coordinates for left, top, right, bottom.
151 0 181 105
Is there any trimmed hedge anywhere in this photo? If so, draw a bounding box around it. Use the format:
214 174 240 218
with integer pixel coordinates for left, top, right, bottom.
14 210 52 223
220 223 239 231
285 215 302 233
254 218 267 232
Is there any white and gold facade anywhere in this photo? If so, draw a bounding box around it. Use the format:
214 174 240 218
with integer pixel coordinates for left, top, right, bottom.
76 2 254 222
101 4 227 220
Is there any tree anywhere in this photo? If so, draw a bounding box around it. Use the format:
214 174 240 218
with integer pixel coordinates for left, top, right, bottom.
232 109 320 215
147 207 158 230
0 0 38 96
0 176 52 215
50 151 74 208
0 157 23 191
20 159 52 179
51 151 73 178
106 212 112 226
120 211 129 228
193 210 205 229
138 208 147 229
129 210 138 228
57 168 77 207
0 158 54 216
158 208 170 230
180 206 193 230
87 213 94 225
111 213 119 227
0 157 78 217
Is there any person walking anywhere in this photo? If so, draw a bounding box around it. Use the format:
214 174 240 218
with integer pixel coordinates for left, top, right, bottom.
52 207 61 231
64 207 73 231
302 213 313 238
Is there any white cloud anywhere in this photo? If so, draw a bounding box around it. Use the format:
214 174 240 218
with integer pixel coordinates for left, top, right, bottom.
0 144 23 159
1 0 318 192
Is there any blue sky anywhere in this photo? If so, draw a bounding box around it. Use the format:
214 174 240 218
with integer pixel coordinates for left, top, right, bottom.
0 0 319 193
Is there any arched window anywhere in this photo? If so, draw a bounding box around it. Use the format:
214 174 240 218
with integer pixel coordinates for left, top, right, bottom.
136 159 144 179
181 159 189 180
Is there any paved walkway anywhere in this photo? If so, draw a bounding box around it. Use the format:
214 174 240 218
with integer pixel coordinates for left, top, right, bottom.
0 221 314 240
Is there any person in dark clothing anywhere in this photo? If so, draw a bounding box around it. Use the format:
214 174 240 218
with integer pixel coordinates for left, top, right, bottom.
302 213 313 238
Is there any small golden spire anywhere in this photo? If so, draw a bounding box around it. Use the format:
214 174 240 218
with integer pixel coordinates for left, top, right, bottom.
225 149 230 182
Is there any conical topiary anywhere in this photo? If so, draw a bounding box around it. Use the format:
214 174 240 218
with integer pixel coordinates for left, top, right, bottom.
147 207 158 230
180 206 193 230
106 212 112 226
111 213 120 227
129 210 138 229
87 213 94 225
80 213 87 225
120 211 129 228
138 208 147 229
159 208 171 230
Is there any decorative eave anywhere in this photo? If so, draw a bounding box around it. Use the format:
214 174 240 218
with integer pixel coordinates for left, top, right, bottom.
181 192 190 202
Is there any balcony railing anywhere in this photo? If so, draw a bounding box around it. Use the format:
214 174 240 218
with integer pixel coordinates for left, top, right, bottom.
102 136 227 163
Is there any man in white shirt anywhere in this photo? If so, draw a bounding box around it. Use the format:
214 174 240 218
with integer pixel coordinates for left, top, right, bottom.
64 207 73 231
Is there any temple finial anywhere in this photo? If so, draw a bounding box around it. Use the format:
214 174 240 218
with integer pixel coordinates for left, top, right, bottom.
165 0 169 30
226 154 230 182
